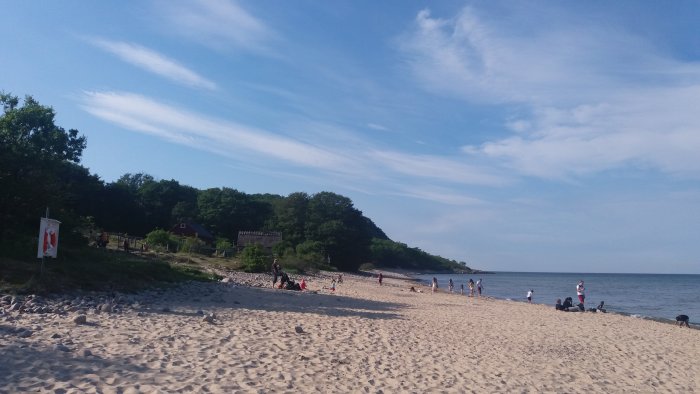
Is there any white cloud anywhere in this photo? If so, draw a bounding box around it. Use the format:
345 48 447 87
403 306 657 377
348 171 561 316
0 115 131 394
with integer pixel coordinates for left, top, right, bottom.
81 91 351 170
393 187 484 206
87 38 217 90
80 91 513 201
367 123 389 131
369 150 508 186
156 0 274 52
400 7 700 179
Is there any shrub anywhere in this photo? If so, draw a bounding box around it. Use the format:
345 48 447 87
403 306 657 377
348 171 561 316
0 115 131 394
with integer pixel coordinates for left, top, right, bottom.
180 237 205 254
145 229 177 251
241 244 269 273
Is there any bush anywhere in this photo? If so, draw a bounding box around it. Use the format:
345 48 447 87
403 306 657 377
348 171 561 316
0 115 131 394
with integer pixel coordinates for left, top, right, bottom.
180 237 205 254
145 229 178 251
241 244 270 273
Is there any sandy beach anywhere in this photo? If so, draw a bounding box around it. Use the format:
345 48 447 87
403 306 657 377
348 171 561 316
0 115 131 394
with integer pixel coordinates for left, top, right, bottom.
1 272 699 393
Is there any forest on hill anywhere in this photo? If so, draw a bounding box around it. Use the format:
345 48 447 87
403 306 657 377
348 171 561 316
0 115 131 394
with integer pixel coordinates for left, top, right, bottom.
1 93 475 273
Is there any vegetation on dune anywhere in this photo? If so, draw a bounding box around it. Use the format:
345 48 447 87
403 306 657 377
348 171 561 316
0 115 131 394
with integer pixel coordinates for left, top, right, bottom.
0 92 475 293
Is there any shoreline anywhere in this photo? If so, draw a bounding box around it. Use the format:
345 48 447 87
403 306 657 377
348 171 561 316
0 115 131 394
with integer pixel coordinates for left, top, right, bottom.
2 271 699 392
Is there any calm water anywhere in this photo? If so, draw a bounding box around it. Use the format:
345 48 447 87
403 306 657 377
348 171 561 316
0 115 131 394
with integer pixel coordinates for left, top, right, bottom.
414 272 699 326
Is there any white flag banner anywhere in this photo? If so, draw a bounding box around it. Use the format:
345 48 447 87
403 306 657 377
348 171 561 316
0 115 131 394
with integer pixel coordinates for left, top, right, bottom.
37 218 61 258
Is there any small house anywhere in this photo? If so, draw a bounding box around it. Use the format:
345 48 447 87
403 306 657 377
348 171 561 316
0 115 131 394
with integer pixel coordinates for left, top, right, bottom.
171 222 215 244
237 231 282 251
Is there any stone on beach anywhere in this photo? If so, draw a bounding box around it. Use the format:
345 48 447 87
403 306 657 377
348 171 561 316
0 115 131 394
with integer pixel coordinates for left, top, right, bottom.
73 315 87 325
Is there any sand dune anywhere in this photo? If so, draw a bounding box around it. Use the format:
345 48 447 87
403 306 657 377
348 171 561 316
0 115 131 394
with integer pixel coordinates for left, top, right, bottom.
1 273 698 393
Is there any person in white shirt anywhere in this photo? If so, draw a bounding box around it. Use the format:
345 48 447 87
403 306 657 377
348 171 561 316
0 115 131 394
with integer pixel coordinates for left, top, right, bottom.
526 289 533 303
576 280 586 307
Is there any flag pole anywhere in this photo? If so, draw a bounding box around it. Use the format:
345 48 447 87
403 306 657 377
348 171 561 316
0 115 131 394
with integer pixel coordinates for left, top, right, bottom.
40 207 49 277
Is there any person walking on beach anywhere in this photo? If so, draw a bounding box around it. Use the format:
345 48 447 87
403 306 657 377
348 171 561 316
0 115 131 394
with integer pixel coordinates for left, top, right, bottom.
527 289 534 303
468 279 475 297
576 280 586 306
476 278 483 297
460 283 464 295
271 259 281 287
448 278 454 293
378 272 383 286
432 277 438 293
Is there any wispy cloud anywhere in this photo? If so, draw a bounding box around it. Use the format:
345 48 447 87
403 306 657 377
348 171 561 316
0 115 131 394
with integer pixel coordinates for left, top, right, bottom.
155 0 274 52
367 123 389 132
87 37 217 90
81 91 351 170
399 7 700 179
369 150 508 186
80 91 512 199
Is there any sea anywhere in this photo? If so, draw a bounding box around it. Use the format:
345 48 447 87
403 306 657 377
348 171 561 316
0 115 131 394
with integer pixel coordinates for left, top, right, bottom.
414 272 699 327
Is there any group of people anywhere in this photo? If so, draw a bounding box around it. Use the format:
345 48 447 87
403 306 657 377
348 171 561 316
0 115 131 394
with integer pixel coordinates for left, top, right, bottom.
553 280 605 313
271 259 306 291
431 277 484 297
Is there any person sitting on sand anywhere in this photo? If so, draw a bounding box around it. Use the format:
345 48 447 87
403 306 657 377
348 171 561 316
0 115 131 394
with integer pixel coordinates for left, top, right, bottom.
562 297 573 309
279 272 290 289
597 301 606 313
555 299 565 311
409 286 417 292
300 278 307 290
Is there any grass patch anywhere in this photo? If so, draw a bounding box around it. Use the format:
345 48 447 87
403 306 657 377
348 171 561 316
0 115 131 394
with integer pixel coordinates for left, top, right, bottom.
0 246 219 294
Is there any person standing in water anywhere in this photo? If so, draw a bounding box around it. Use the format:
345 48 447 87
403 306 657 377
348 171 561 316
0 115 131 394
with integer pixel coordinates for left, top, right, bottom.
526 289 534 303
576 280 586 307
431 277 438 293
448 278 454 293
476 278 483 297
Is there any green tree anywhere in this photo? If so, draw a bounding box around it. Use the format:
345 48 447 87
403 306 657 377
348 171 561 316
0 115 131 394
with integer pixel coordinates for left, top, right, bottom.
304 192 373 271
0 93 88 242
197 187 273 240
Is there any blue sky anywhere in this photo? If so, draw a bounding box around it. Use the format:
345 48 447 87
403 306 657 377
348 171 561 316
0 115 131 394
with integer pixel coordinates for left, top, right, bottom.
2 1 700 274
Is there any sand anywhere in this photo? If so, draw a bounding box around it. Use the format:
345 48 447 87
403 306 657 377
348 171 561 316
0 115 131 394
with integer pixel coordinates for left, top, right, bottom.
1 272 699 393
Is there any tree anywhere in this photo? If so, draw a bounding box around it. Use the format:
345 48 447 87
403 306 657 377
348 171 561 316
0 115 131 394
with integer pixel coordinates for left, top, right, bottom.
197 187 273 240
304 192 373 271
0 93 88 241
